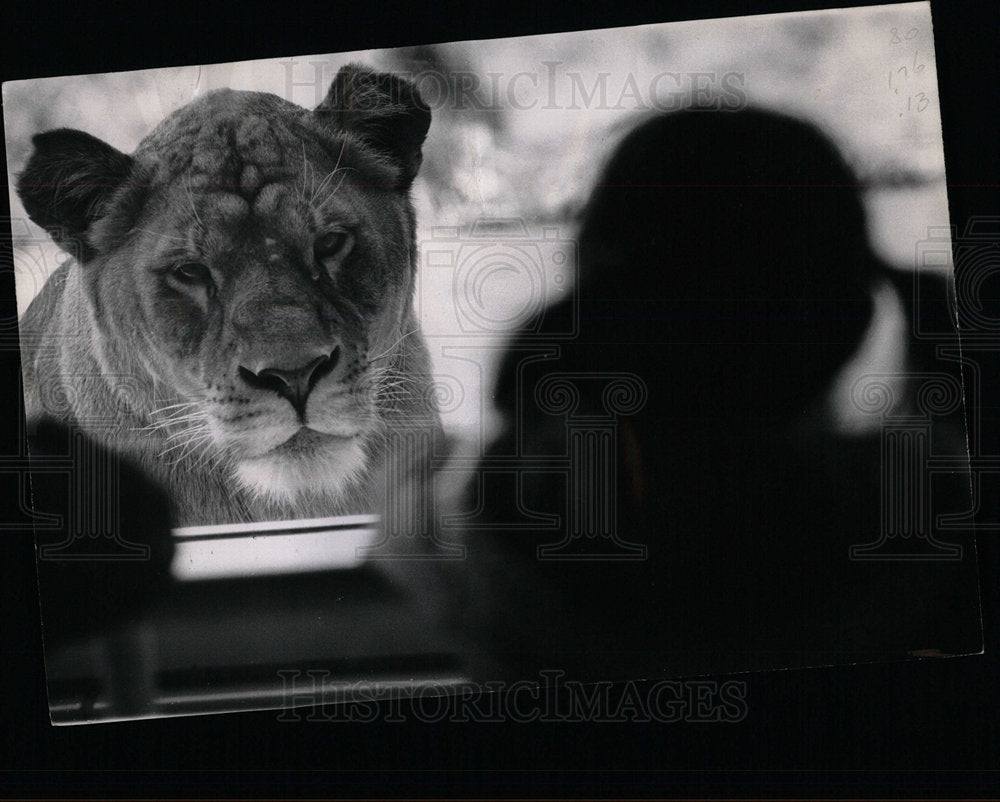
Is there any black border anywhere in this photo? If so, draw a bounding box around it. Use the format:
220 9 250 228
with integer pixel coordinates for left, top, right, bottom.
2 0 998 797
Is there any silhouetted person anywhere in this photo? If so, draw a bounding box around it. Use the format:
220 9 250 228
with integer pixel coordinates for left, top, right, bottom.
454 109 980 681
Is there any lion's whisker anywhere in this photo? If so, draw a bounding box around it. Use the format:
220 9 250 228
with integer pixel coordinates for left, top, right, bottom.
313 168 357 212
135 417 203 433
369 328 419 363
309 138 347 205
165 425 208 442
137 411 208 434
182 180 205 232
160 431 213 460
158 410 208 421
300 142 310 205
172 434 214 464
151 400 204 412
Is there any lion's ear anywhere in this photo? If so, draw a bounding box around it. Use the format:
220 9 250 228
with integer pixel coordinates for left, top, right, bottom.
17 129 134 258
315 64 431 188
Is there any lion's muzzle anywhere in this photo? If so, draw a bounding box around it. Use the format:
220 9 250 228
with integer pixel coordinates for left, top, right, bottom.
238 344 341 419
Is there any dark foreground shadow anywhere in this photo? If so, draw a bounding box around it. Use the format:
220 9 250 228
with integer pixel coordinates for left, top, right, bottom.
28 419 176 716
453 108 982 682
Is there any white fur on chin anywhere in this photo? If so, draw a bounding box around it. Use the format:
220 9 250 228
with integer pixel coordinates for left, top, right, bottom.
233 437 367 505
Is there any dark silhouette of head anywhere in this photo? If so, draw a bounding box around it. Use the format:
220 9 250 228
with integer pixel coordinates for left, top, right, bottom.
458 108 980 681
574 108 879 426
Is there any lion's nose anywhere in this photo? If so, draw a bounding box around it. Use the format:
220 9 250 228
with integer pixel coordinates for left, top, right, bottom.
238 346 341 417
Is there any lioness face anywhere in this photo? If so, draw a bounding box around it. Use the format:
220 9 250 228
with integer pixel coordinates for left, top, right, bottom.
125 135 414 500
19 66 433 505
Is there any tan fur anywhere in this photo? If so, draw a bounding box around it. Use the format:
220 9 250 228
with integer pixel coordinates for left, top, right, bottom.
19 68 441 537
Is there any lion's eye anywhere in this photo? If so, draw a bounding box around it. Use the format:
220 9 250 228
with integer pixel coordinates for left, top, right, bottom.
313 230 355 278
172 262 212 283
168 262 216 299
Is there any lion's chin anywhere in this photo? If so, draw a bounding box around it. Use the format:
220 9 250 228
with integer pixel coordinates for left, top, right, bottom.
233 429 367 506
